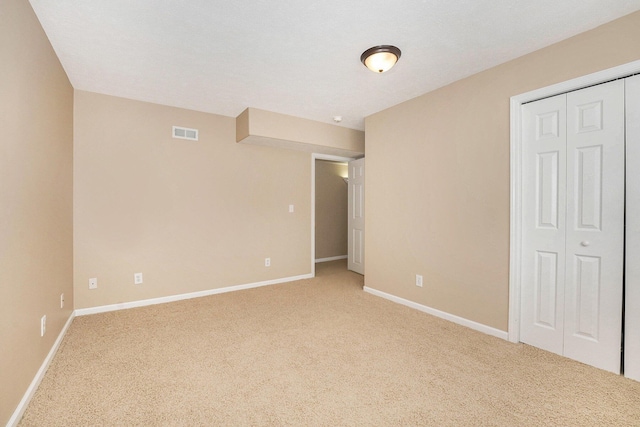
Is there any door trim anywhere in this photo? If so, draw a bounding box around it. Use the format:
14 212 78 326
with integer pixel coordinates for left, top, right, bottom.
509 59 640 343
311 153 355 278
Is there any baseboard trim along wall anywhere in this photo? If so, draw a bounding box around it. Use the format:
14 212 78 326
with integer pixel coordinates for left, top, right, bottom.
8 312 75 427
75 273 314 317
315 255 348 263
363 286 509 341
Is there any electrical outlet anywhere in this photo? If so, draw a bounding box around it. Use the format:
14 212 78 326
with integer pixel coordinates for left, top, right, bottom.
60 293 64 309
289 204 294 213
89 278 98 290
416 274 423 287
40 315 46 337
265 258 271 267
134 273 143 285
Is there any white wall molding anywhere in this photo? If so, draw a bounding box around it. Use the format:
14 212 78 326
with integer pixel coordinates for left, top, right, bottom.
508 59 640 344
7 312 75 427
75 273 313 317
315 255 348 263
363 286 508 341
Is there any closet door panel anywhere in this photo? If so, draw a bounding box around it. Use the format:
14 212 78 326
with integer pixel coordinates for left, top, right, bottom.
564 80 625 374
520 94 567 355
625 74 640 381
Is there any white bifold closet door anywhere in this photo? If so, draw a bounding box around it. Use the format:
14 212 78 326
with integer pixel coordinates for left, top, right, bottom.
521 79 625 374
626 74 640 381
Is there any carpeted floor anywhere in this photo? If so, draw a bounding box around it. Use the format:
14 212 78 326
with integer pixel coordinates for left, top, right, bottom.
19 260 640 426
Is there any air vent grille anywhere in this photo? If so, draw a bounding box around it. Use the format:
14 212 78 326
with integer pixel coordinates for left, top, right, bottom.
172 126 199 141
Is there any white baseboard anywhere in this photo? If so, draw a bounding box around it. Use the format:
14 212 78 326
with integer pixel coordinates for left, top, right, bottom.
75 273 313 317
315 255 348 263
7 311 75 427
363 286 509 341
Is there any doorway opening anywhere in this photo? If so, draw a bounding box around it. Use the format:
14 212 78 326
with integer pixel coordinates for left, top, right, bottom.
311 154 354 277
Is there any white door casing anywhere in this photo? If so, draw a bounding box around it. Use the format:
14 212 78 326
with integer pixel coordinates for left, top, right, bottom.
625 74 640 381
519 80 624 373
348 158 365 275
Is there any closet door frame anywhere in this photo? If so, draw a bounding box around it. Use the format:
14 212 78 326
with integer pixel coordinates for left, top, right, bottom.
509 59 640 346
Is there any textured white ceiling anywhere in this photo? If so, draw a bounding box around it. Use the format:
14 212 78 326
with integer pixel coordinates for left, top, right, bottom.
29 0 640 130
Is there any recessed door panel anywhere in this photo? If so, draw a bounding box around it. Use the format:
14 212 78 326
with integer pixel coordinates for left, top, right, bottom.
537 152 559 229
575 146 603 230
352 229 363 264
534 251 559 328
537 111 560 139
576 101 603 133
572 255 601 341
353 180 363 219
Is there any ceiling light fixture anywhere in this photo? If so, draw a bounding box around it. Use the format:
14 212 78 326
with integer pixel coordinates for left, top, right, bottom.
360 45 401 73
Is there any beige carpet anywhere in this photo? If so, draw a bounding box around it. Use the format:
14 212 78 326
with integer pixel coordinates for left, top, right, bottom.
19 260 640 426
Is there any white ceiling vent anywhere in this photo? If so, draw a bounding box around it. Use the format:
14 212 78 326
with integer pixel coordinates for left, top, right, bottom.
172 126 199 141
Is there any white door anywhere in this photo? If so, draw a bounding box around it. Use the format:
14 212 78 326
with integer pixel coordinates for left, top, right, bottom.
520 93 567 356
520 80 625 373
626 74 640 381
348 158 365 275
563 81 624 373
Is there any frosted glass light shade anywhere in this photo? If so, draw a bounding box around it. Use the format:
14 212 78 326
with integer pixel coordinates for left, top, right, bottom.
361 45 401 73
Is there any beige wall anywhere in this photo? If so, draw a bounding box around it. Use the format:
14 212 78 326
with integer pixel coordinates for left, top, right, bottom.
74 91 311 309
365 11 640 331
315 161 348 260
0 0 74 424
